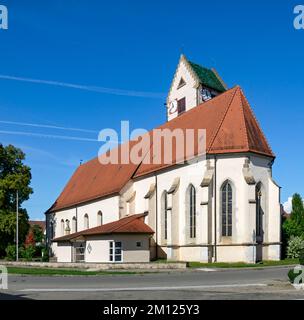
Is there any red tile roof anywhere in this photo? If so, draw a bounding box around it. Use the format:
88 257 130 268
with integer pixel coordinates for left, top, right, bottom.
29 220 46 232
48 140 144 212
52 214 154 242
48 86 274 212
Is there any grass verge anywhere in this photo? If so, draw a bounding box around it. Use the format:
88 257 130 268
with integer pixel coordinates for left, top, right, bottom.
6 267 141 276
188 258 299 269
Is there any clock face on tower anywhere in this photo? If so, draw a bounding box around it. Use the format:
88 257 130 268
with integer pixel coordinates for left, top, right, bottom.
168 100 178 114
201 88 212 101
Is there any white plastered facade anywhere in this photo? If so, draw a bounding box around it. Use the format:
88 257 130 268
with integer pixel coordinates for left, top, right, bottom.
48 153 281 263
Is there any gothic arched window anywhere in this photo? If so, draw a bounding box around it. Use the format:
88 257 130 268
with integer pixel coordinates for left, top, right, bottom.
97 211 103 226
161 191 168 241
256 183 263 239
187 184 196 239
221 181 233 237
84 214 89 229
60 219 64 236
72 216 77 233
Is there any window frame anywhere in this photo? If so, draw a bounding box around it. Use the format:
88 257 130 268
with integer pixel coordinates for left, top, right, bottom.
187 184 196 240
60 219 65 236
109 241 123 263
72 216 77 233
255 182 264 241
161 191 168 242
84 214 89 229
177 97 186 115
221 181 233 238
97 211 103 226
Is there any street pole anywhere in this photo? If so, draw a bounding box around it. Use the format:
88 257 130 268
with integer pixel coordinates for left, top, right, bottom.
16 190 19 262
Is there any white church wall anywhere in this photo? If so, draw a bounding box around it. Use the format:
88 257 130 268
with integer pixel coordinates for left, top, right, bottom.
250 155 281 260
215 155 248 245
51 152 281 263
52 195 120 238
217 245 254 263
132 158 208 260
76 196 120 231
56 242 72 263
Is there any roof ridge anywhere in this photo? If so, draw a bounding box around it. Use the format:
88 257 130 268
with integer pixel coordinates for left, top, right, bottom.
239 88 275 157
237 89 250 151
207 86 240 153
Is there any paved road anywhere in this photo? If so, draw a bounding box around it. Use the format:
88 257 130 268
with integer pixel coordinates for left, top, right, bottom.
1 267 304 300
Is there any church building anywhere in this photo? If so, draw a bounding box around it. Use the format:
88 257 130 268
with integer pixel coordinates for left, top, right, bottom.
46 55 281 264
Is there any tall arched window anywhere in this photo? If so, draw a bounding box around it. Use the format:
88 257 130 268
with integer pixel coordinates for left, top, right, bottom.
72 216 77 233
187 184 196 239
256 183 263 239
161 191 168 241
60 219 65 236
84 214 89 229
97 211 103 226
50 221 55 240
221 181 233 237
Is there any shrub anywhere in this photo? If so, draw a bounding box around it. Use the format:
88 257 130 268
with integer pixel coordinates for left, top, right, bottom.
283 218 303 239
41 247 49 262
5 244 16 261
287 236 304 259
20 245 36 261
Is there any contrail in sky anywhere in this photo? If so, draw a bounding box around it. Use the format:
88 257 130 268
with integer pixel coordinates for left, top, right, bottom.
0 120 98 134
0 75 165 98
0 130 98 142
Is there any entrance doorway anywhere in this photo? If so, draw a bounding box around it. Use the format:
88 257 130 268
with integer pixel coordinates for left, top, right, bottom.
73 241 86 263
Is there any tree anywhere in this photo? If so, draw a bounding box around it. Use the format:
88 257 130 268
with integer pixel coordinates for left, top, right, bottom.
32 224 44 243
283 193 304 242
0 144 33 256
290 193 304 226
25 231 35 248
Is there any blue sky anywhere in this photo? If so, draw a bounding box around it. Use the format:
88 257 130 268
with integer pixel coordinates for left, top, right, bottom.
0 0 303 219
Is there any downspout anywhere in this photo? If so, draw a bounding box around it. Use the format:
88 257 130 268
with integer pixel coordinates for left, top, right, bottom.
76 206 78 232
155 173 158 260
214 155 217 262
74 206 78 263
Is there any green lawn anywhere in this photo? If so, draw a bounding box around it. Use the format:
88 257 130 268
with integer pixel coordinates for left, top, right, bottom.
188 258 299 269
6 267 141 276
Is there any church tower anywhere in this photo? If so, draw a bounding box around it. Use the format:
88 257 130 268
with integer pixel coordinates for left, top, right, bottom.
167 55 227 121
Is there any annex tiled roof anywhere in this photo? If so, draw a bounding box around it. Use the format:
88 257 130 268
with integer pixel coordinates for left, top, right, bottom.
48 86 274 212
189 61 226 92
52 214 154 242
